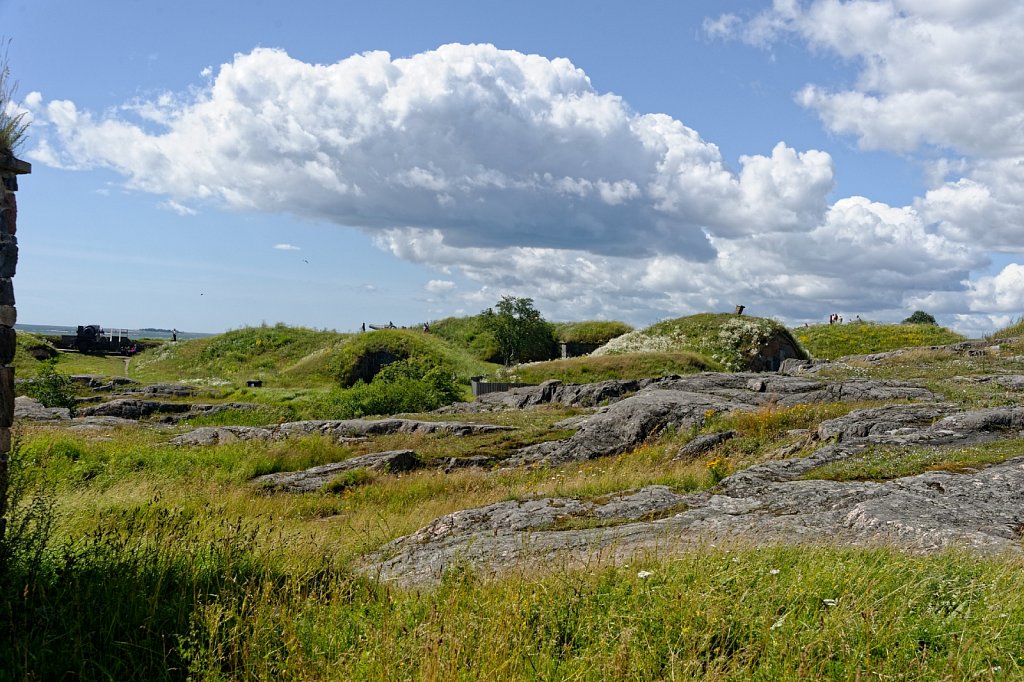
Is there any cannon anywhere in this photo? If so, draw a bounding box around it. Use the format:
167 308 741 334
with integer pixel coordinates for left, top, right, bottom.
58 325 135 355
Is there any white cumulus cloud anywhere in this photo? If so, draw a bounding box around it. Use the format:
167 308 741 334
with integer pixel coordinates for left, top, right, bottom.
425 279 456 294
28 43 835 259
23 36 1024 334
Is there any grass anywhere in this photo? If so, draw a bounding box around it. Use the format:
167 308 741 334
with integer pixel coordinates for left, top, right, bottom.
795 321 965 360
130 323 348 387
510 351 720 384
551 320 633 345
993 317 1024 339
5 320 1024 679
6 530 1024 679
803 440 1024 482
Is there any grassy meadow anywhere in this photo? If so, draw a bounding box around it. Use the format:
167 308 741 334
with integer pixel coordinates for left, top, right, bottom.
3 317 1024 679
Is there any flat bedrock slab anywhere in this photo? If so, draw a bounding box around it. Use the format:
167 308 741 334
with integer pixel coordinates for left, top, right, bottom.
252 450 423 493
80 399 260 421
170 418 514 447
505 375 939 466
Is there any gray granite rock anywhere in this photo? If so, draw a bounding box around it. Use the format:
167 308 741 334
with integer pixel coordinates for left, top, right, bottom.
360 403 1024 586
505 375 939 466
170 418 513 446
14 395 70 421
252 450 423 493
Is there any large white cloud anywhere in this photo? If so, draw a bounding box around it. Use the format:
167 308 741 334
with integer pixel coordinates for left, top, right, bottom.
705 0 1024 331
24 37 1024 333
717 0 1024 157
967 263 1024 312
27 43 833 259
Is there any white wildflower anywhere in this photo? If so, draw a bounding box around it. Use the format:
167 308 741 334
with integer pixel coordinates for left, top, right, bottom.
822 598 838 607
637 570 653 579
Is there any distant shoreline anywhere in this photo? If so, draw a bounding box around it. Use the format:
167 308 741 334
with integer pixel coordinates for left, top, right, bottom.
15 324 214 341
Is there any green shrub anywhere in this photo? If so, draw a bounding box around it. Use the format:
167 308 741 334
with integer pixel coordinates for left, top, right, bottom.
20 361 78 417
903 310 938 325
311 357 462 418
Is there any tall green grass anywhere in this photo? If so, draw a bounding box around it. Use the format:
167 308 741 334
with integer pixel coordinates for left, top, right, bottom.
795 322 965 360
992 317 1024 339
512 351 719 384
6 528 1023 680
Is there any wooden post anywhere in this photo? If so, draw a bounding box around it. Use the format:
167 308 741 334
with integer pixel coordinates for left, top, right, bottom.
0 150 29 548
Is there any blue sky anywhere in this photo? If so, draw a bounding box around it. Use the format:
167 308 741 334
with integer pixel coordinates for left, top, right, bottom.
2 0 1022 335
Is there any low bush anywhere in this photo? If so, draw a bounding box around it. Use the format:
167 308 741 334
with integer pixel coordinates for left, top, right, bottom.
19 361 78 416
309 357 462 418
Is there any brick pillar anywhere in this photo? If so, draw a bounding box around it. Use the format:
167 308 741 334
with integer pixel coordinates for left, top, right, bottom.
0 151 29 547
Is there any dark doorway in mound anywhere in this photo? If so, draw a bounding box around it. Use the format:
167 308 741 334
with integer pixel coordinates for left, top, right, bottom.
349 350 404 384
748 332 806 372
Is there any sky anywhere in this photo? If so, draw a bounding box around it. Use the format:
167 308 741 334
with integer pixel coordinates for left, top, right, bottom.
1 0 1022 336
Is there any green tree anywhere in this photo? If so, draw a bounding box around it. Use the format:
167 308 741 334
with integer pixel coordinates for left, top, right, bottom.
480 296 556 366
902 310 938 325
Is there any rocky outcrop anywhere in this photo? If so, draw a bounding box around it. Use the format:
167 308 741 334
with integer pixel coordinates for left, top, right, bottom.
505 375 939 466
170 418 514 446
79 399 259 421
81 399 193 419
252 450 423 493
14 395 71 420
360 403 1024 586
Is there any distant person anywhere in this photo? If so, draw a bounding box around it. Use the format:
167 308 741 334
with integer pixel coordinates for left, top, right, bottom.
423 322 430 333
172 329 177 342
388 321 396 329
361 322 366 333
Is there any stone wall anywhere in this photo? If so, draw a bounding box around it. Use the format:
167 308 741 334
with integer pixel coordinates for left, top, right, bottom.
0 151 29 546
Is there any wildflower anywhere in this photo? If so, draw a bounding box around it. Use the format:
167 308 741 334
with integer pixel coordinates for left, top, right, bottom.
769 569 780 575
822 598 838 607
637 570 653 579
770 614 786 630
